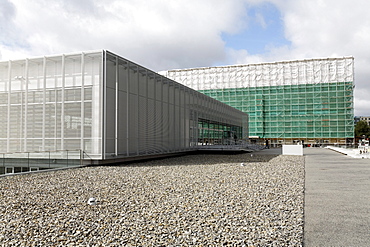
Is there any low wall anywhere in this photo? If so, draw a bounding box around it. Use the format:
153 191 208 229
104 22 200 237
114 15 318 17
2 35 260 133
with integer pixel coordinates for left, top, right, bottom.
282 145 303 155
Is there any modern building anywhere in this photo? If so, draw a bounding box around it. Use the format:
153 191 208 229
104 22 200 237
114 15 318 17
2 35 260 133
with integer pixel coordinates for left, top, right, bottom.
161 57 354 146
355 116 370 126
0 50 248 168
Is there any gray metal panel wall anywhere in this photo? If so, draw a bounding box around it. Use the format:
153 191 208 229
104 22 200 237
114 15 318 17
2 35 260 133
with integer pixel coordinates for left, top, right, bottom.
103 51 248 159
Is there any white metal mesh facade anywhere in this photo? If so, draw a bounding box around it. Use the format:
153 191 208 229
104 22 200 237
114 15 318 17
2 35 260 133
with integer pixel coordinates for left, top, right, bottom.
0 51 248 160
162 57 354 90
0 51 102 157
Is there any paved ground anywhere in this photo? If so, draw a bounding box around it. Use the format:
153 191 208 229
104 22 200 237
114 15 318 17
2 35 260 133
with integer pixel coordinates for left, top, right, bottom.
255 147 370 245
303 148 370 246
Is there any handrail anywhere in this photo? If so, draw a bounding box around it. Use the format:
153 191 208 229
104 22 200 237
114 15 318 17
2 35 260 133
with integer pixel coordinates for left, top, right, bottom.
0 149 83 156
0 149 92 175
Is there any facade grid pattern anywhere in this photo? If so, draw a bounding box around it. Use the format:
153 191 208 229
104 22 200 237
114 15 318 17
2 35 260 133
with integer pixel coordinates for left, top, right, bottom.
163 57 354 145
0 50 248 161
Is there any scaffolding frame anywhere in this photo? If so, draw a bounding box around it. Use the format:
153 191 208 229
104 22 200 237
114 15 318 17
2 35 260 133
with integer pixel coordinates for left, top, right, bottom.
163 57 355 145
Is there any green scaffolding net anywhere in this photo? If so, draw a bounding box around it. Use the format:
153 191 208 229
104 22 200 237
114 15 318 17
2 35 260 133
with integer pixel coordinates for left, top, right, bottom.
201 81 354 142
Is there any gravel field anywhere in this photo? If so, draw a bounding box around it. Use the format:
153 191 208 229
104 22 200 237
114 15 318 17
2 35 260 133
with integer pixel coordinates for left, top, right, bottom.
0 153 304 246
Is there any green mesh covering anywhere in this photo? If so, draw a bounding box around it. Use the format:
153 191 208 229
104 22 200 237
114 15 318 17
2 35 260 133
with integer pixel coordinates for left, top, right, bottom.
201 81 354 140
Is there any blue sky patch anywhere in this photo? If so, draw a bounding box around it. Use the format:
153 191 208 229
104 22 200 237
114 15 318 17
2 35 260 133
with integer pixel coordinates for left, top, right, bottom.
222 2 290 55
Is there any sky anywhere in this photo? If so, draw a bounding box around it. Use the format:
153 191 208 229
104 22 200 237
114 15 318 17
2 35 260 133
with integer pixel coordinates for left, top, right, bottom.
0 0 369 115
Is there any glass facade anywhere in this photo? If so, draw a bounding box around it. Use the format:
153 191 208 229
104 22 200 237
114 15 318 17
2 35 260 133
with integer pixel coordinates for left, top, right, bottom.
197 118 243 145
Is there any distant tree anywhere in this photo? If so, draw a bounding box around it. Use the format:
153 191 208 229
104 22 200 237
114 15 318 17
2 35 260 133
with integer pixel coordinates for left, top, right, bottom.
355 120 370 138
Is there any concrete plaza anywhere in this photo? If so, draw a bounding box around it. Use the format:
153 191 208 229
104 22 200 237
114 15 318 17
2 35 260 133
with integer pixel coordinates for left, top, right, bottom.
304 148 370 246
255 147 370 246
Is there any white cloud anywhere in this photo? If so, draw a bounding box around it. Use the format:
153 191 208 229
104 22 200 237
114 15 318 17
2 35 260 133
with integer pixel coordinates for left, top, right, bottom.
1 0 252 70
355 93 370 117
1 0 370 115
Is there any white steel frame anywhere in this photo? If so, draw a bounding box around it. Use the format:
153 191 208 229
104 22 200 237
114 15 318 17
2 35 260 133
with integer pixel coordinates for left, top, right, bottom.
161 57 354 90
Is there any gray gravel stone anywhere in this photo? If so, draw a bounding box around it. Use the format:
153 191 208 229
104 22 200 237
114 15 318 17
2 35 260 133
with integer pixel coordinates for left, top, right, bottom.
0 153 304 246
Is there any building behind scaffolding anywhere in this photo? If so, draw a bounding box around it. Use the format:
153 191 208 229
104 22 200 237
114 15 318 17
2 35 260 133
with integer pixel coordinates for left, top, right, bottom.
161 57 354 146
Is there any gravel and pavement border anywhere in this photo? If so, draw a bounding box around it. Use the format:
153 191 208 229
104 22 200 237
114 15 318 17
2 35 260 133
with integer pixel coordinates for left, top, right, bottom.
0 150 304 246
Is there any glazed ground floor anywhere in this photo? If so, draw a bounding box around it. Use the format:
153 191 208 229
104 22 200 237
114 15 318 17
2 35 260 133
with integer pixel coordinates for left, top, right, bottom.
249 137 354 147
